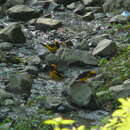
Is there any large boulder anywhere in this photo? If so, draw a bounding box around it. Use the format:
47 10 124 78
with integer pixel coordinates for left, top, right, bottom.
0 23 26 43
67 81 97 109
7 5 39 21
6 73 33 98
92 39 117 57
56 48 98 66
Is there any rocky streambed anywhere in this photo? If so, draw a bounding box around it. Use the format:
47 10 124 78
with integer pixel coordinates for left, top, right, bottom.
0 0 130 129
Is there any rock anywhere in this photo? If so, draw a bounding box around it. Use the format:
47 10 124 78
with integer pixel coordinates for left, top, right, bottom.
94 13 105 19
66 2 75 9
3 55 21 64
81 0 94 5
36 18 62 31
88 34 109 47
81 0 101 6
103 0 130 13
6 73 33 98
25 66 39 76
0 42 13 50
76 39 90 50
73 3 85 15
23 56 41 66
89 34 109 43
109 79 130 98
7 5 39 21
0 53 21 64
47 1 59 11
44 95 62 109
54 0 77 6
109 15 130 24
5 0 24 8
67 81 97 108
82 12 95 21
0 89 13 104
56 48 98 66
44 53 62 64
3 99 15 106
85 6 102 13
92 39 117 57
0 23 26 43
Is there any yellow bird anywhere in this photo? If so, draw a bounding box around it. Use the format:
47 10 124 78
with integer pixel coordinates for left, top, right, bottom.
49 64 64 81
42 41 60 53
50 70 64 80
76 70 96 81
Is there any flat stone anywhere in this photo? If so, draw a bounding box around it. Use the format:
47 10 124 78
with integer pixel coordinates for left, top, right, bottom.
92 39 117 57
7 5 39 21
56 48 98 66
36 17 62 31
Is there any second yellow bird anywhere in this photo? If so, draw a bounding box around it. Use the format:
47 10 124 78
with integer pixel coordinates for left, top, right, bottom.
76 70 96 81
49 64 64 81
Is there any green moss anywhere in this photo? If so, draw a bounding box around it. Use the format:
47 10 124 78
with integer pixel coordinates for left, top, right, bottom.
99 46 130 90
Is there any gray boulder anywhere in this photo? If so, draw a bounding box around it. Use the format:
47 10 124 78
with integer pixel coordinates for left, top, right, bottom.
36 17 62 31
109 79 130 99
67 81 97 108
109 15 130 24
92 39 117 57
56 48 98 66
7 5 39 21
0 23 26 43
6 73 33 97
